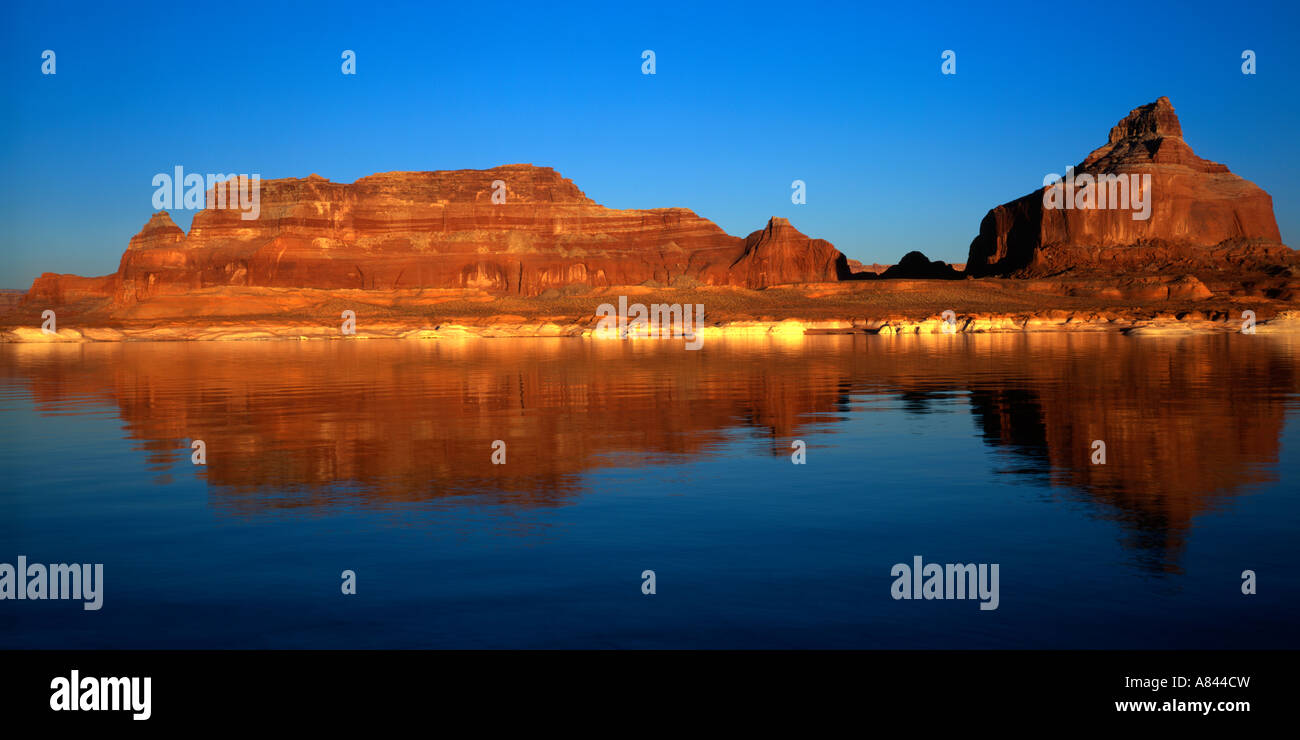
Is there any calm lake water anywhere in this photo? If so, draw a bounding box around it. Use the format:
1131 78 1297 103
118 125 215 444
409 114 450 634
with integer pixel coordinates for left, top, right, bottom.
1 334 1297 648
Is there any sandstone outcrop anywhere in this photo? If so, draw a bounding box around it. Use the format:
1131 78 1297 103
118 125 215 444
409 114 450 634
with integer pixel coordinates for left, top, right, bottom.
846 259 888 275
725 217 851 288
26 273 115 304
966 97 1294 277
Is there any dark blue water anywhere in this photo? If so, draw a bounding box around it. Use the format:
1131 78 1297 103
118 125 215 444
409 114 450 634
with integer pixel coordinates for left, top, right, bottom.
1 334 1296 648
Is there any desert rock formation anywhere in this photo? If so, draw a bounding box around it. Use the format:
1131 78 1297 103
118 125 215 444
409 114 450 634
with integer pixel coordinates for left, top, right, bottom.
966 97 1292 277
28 165 848 305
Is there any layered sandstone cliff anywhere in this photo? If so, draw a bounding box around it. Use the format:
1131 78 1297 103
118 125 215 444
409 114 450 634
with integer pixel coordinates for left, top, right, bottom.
966 97 1293 277
28 165 847 306
15 110 1298 333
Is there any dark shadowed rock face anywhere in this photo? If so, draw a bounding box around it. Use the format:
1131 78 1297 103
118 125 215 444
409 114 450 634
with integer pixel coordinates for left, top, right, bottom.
880 251 963 280
966 97 1292 277
30 165 850 306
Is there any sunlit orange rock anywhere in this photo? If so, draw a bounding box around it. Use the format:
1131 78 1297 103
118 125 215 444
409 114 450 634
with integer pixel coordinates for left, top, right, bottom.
26 273 115 304
724 217 851 288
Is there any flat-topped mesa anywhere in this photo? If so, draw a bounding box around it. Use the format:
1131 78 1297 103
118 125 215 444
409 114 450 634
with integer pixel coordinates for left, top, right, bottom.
28 164 850 307
966 97 1291 277
352 165 597 204
24 273 115 305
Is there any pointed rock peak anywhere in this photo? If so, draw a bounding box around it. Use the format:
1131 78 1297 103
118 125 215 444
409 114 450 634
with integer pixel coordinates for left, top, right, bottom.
145 210 179 228
129 211 185 249
760 216 801 237
306 173 327 181
967 96 1284 277
1109 96 1182 143
744 217 812 247
731 215 847 287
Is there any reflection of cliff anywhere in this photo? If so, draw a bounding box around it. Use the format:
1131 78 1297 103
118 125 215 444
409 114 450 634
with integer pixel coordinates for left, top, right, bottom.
963 335 1294 572
2 335 1294 569
2 340 852 515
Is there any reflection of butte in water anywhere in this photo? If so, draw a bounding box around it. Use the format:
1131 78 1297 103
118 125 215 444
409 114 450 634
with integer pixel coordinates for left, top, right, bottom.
3 334 1294 568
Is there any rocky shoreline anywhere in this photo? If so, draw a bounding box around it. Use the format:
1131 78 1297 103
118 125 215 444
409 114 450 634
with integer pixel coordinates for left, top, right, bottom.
6 308 1299 343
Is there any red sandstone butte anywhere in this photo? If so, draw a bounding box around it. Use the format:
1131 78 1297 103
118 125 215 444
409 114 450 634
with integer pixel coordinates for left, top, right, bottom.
726 216 851 288
27 165 848 307
966 97 1292 277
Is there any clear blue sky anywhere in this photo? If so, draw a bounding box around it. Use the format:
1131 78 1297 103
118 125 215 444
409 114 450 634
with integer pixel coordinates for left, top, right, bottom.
2 0 1297 287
